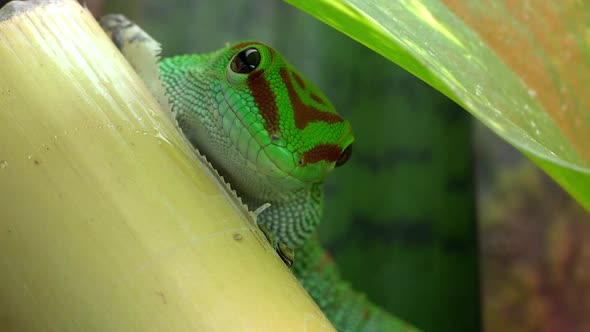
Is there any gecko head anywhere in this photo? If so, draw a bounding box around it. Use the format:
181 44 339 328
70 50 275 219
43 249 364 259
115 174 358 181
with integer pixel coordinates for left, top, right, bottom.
216 41 354 192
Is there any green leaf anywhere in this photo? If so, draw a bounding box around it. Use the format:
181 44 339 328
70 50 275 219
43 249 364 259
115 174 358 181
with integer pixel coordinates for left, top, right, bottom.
285 0 590 211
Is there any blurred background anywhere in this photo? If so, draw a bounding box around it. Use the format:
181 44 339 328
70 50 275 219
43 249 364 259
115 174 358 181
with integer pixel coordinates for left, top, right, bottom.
82 0 590 331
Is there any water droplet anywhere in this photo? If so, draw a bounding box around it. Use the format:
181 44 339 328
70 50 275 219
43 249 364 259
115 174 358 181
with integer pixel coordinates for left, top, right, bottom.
475 85 483 96
528 88 537 97
153 131 172 146
27 155 32 160
0 160 7 170
560 104 568 113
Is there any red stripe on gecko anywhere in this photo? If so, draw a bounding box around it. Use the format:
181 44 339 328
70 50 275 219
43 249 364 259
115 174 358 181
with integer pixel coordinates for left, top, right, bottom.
247 70 280 135
310 93 327 106
292 71 306 89
301 144 342 165
279 68 343 129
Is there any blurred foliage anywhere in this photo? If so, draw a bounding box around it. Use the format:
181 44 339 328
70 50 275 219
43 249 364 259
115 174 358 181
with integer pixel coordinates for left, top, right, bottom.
316 38 479 331
476 125 590 332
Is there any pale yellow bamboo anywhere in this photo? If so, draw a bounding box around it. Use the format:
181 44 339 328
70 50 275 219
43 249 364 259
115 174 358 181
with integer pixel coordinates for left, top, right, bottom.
0 1 334 331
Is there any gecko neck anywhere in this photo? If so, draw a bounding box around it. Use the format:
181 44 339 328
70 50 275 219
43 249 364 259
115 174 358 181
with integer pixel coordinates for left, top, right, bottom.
237 182 324 249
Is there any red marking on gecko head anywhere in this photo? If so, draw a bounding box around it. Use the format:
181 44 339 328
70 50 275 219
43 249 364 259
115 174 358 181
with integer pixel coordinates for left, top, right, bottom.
247 70 280 135
292 71 306 90
310 93 327 106
279 68 343 130
300 144 343 166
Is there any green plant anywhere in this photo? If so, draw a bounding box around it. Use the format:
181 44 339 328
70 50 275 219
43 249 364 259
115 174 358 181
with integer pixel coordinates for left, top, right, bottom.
286 0 590 212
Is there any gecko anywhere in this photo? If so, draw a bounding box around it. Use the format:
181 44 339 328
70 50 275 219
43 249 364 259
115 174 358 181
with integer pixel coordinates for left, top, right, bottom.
100 14 416 332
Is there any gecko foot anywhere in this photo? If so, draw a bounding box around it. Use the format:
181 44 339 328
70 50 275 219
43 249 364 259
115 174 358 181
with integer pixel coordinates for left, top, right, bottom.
258 224 294 268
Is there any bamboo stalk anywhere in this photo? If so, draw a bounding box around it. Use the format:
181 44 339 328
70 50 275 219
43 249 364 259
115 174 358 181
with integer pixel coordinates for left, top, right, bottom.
0 1 334 330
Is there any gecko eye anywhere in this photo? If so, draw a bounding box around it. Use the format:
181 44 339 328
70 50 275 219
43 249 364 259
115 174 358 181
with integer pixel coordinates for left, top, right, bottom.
230 48 261 74
335 144 352 167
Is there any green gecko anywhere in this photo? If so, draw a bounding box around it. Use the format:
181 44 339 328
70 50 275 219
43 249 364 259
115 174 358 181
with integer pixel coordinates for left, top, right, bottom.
101 14 416 332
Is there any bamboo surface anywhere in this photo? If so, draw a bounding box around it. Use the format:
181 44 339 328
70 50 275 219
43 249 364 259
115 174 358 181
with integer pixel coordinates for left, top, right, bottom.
0 1 333 330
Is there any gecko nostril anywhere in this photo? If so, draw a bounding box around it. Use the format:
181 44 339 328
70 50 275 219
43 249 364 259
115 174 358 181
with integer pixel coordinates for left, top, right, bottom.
335 144 352 167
